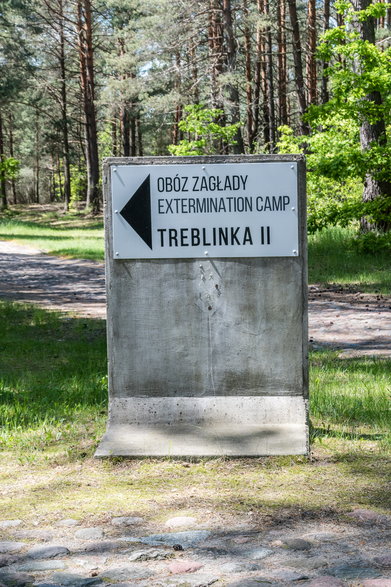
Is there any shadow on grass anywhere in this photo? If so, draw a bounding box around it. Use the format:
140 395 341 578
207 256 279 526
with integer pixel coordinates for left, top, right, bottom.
0 232 102 242
0 218 104 231
310 351 391 431
0 301 107 432
50 248 104 261
311 427 387 442
308 227 391 292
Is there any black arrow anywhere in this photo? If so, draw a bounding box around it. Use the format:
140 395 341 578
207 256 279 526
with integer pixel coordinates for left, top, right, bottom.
120 174 152 249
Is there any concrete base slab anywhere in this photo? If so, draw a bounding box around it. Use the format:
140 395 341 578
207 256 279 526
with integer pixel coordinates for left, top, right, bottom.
95 396 309 457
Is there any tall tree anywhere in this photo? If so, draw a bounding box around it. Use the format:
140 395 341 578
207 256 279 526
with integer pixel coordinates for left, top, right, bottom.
0 110 7 209
221 0 244 152
277 0 288 126
76 0 100 213
321 0 330 103
37 0 73 209
287 0 309 135
354 0 391 230
306 0 317 105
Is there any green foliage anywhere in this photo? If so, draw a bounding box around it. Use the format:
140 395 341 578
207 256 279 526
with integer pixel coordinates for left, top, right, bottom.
0 302 107 448
334 0 387 23
278 2 391 235
0 213 104 261
308 226 391 293
168 104 240 156
70 165 87 207
353 229 391 254
316 34 391 127
277 125 363 233
310 350 391 445
0 156 20 181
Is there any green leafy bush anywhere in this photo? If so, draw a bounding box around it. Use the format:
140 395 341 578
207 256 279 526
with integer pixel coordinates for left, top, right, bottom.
353 230 391 254
168 104 240 156
0 156 20 181
70 165 87 207
277 125 363 233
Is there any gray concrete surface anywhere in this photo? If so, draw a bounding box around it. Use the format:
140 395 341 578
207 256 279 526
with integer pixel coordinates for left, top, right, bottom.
100 156 308 457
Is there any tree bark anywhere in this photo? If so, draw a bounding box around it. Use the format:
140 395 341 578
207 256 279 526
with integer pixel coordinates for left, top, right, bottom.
58 0 71 211
111 115 118 156
306 0 317 105
172 51 182 146
264 0 276 150
243 0 253 150
8 112 17 204
287 0 309 134
35 108 40 204
77 0 100 214
355 0 391 231
257 0 270 147
222 0 244 153
136 114 143 156
121 106 130 156
277 0 288 126
321 0 330 103
0 110 7 210
208 0 224 109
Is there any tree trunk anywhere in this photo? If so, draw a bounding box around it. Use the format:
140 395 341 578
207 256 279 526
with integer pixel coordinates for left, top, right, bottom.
172 51 182 146
59 0 71 212
57 154 63 202
258 0 270 147
208 0 224 109
121 107 130 156
77 0 100 214
130 110 137 157
243 0 253 151
287 0 309 135
321 0 330 103
277 0 288 126
306 0 317 105
0 110 7 210
136 114 143 156
355 0 391 231
264 0 276 151
189 44 200 104
8 112 17 204
251 0 263 148
222 0 244 153
111 115 118 156
35 108 40 204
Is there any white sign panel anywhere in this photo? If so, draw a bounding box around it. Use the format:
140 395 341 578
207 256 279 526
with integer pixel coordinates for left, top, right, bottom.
111 162 299 259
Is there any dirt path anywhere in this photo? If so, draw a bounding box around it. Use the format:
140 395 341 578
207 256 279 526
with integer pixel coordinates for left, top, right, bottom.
0 241 106 319
1 240 390 357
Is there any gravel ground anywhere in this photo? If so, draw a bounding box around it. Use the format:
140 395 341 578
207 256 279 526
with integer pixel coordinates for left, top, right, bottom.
0 510 390 587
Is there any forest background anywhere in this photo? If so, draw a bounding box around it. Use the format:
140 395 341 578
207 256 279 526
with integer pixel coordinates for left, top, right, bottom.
0 0 390 244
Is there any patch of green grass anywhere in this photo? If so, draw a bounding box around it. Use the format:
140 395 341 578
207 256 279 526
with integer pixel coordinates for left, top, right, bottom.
310 349 391 449
308 226 391 293
0 206 104 261
0 302 107 453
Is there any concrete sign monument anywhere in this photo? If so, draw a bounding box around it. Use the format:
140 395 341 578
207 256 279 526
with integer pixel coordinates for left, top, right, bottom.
96 155 308 457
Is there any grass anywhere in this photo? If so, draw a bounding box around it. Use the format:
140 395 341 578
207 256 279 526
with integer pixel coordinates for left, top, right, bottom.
308 226 391 293
0 303 107 456
0 205 104 261
0 300 389 524
0 206 390 524
310 349 391 446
